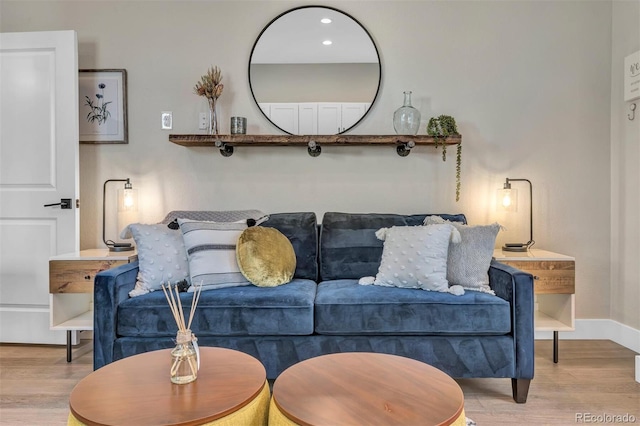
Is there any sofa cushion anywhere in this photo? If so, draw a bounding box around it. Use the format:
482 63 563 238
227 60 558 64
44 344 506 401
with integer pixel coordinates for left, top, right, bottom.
370 224 458 292
320 212 466 281
122 223 190 297
117 278 317 337
178 219 250 292
261 212 317 281
315 280 511 335
236 226 296 287
424 216 501 293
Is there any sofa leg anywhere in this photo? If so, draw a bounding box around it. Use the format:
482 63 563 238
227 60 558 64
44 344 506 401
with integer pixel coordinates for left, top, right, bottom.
511 378 531 403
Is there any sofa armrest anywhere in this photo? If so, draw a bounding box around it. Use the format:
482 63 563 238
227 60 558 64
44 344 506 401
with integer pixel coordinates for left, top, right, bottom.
93 261 139 370
489 260 535 382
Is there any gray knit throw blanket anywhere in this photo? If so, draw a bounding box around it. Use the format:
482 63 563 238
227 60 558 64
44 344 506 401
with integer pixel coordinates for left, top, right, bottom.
120 210 269 239
160 210 269 225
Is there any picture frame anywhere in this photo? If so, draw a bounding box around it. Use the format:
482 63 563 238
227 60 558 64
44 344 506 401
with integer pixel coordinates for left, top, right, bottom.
624 50 640 102
79 69 128 144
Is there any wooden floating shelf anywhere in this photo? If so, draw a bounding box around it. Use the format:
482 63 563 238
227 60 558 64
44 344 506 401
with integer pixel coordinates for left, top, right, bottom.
169 134 461 147
168 134 461 157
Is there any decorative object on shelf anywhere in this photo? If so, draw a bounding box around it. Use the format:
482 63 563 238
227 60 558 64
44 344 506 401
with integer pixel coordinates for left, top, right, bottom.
79 69 128 144
194 66 224 135
230 116 247 134
103 178 137 252
498 178 535 252
426 115 462 201
393 91 421 135
161 281 203 384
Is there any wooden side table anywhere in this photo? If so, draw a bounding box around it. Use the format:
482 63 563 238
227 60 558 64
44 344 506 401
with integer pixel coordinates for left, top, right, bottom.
493 248 575 363
49 248 137 362
270 352 465 426
68 347 269 426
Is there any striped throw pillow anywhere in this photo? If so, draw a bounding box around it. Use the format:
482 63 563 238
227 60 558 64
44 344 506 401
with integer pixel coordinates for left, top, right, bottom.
178 219 250 291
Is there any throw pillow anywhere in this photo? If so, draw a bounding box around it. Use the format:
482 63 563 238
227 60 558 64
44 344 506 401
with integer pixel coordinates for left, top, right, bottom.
121 224 190 297
424 216 501 294
366 224 462 293
236 227 296 287
178 219 250 292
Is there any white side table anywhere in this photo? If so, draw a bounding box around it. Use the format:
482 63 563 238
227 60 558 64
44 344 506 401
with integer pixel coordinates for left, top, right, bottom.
49 249 137 362
493 249 575 363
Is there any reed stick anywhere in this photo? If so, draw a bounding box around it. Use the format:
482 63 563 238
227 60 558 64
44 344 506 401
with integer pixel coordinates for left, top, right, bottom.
187 282 203 330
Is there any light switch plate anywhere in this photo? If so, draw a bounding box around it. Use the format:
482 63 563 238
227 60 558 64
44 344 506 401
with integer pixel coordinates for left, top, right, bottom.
199 112 208 130
161 111 173 130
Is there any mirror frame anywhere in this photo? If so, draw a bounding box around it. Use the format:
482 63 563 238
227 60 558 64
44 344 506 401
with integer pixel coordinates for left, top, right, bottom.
248 5 382 135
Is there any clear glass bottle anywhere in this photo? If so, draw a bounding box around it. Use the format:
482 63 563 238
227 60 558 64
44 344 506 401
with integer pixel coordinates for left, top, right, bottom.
393 91 421 135
208 98 219 136
170 330 198 384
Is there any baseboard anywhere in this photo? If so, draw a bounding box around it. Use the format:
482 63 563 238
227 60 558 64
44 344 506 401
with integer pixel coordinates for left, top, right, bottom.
535 319 640 354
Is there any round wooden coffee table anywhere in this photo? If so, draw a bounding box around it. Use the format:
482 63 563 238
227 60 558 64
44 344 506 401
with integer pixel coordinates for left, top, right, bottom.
68 347 269 426
270 352 465 426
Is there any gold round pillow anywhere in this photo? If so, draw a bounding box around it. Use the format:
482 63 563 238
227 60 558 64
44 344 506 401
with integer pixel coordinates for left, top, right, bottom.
236 227 296 287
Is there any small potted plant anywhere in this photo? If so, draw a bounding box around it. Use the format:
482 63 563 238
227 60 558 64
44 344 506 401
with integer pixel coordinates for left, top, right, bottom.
426 115 462 201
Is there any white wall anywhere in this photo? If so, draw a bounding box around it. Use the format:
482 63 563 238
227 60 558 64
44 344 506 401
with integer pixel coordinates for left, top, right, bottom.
0 1 614 322
250 63 379 102
610 0 640 330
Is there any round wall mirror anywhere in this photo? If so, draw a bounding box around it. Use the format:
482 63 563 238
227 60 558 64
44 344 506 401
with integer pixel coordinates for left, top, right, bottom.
249 6 381 135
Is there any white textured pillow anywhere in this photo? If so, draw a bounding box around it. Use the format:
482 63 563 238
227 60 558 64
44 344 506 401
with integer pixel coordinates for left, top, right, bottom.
424 216 501 294
370 224 460 292
178 219 250 292
123 224 190 297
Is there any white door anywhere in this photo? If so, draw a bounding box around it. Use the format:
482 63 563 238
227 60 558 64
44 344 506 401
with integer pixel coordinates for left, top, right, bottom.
0 31 79 344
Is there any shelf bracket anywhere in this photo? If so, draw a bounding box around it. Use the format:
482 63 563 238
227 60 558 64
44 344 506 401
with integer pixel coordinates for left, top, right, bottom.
307 140 321 157
215 138 234 157
396 140 415 157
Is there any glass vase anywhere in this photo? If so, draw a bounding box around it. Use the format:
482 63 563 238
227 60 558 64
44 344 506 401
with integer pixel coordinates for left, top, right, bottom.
393 91 421 135
208 99 219 136
170 330 198 384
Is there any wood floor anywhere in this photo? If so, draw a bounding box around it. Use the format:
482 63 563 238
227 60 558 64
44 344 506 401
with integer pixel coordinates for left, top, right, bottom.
0 339 638 425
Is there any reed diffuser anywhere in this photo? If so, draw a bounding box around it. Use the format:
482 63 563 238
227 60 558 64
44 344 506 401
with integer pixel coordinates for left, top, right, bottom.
161 282 203 384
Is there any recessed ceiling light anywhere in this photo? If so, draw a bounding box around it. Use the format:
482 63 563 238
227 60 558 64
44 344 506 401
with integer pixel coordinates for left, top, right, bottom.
321 18 332 24
322 40 333 46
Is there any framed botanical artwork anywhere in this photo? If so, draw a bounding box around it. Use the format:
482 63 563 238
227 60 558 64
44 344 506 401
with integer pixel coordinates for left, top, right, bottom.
79 69 128 144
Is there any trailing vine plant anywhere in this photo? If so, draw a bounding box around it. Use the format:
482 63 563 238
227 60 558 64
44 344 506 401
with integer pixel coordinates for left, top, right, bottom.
426 115 462 201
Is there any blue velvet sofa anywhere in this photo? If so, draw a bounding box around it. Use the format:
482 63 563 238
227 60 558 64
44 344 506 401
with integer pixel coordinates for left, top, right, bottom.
94 212 535 402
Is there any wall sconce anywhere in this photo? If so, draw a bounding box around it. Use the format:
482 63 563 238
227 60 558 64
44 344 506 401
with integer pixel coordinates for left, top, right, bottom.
498 178 534 252
103 178 137 251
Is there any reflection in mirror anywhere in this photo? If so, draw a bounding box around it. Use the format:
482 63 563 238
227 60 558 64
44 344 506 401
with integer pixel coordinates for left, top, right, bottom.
249 6 381 135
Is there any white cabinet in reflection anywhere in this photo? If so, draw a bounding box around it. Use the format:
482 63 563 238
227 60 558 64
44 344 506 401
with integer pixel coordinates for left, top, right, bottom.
298 103 318 135
317 103 342 134
260 102 369 135
263 103 299 134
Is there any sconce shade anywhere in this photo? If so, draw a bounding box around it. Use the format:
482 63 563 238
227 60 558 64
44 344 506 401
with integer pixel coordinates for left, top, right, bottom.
499 178 534 252
103 178 136 252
